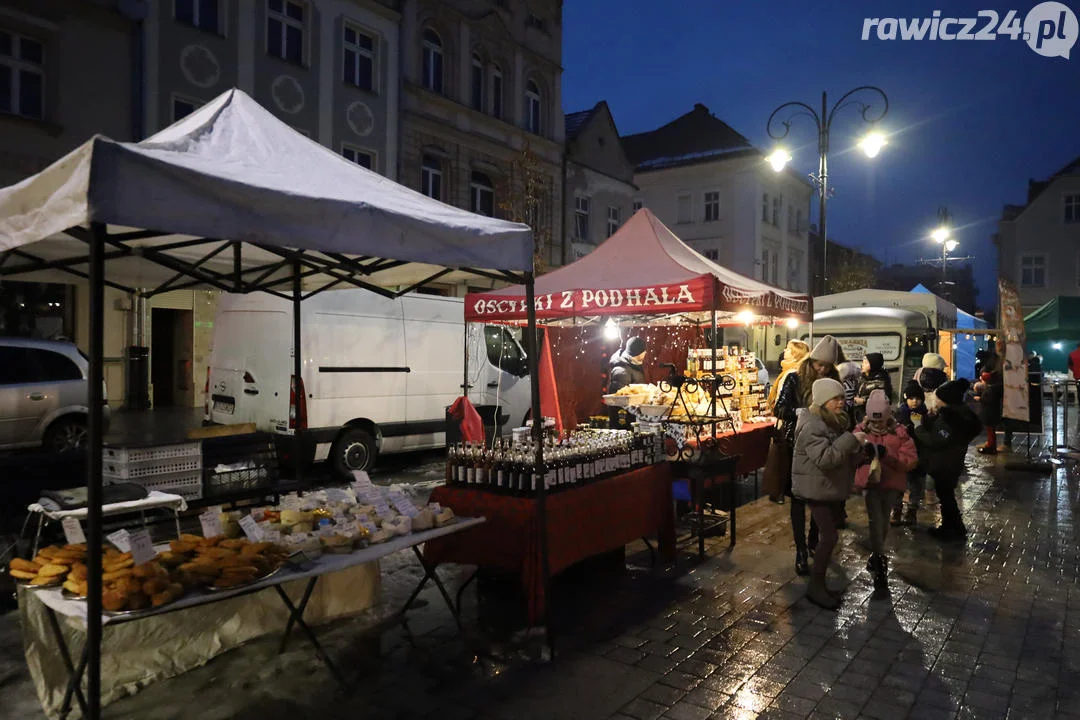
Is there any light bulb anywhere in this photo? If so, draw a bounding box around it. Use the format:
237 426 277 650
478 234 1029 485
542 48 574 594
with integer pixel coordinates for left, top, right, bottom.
785 318 799 329
766 149 792 173
859 131 887 158
932 227 950 244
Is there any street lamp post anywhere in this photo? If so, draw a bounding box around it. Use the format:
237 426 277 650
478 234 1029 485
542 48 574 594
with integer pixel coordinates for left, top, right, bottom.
927 208 970 301
766 87 889 294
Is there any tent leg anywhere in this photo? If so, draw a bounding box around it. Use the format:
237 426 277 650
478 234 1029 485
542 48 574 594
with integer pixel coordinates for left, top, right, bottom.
86 222 106 720
524 272 552 659
293 260 306 485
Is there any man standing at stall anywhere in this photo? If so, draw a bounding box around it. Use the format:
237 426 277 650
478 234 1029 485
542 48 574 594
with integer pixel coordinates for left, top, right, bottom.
608 336 647 428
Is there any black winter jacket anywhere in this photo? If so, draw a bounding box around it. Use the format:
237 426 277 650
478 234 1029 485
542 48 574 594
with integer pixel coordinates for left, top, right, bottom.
607 350 645 394
915 404 982 478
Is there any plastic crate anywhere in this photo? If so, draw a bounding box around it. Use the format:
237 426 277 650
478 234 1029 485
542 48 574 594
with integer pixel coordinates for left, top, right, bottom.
103 442 201 465
104 470 203 501
103 454 203 480
202 433 280 498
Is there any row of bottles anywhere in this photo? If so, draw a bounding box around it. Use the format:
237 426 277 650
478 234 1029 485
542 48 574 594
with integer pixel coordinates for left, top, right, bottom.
445 431 666 496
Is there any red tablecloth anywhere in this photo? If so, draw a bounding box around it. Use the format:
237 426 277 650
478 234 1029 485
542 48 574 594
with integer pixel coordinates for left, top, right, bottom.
670 420 774 476
425 464 676 623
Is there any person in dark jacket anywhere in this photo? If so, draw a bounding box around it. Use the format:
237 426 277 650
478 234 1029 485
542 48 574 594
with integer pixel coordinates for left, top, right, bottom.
893 381 929 526
914 352 949 404
774 335 842 576
607 337 647 428
915 378 983 541
853 352 894 422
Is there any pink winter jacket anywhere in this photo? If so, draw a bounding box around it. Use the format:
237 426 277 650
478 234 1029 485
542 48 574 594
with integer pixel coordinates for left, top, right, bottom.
853 422 918 491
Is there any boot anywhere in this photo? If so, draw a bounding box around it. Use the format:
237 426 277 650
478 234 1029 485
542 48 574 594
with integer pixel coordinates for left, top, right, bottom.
929 525 967 542
903 507 918 526
870 554 888 594
795 549 809 576
890 506 903 526
806 580 840 610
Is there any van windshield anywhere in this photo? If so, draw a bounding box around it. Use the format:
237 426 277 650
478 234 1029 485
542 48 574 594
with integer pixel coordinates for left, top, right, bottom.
484 326 526 377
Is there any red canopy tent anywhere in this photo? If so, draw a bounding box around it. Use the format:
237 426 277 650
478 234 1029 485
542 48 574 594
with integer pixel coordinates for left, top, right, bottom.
465 208 812 324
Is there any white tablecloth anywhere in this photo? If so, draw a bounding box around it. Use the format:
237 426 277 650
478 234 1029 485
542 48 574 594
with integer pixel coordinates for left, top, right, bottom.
27 491 188 520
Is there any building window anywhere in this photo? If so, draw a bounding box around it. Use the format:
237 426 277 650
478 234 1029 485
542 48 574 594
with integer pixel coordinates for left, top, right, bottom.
342 145 375 170
470 171 494 217
703 249 719 261
1020 255 1046 288
420 155 442 200
788 250 803 291
676 192 692 224
267 0 305 64
607 206 620 238
1065 194 1080 224
761 246 780 284
422 29 443 93
469 54 484 111
632 199 643 213
175 0 221 34
703 191 720 222
490 64 503 119
172 95 202 121
574 195 590 242
343 24 376 92
526 14 546 31
761 193 769 223
772 195 781 226
525 80 542 135
795 209 804 234
0 30 44 120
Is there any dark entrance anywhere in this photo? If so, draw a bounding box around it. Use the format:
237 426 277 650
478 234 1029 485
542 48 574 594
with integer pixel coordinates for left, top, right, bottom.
150 309 194 408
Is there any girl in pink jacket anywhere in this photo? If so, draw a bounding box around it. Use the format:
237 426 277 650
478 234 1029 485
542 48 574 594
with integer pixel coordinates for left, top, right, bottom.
854 390 918 594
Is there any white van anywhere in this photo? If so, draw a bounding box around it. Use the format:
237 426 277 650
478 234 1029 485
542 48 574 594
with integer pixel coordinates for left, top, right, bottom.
204 291 531 476
808 307 938 391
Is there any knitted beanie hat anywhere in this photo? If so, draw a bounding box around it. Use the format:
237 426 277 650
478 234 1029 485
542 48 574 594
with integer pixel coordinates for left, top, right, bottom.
809 336 840 365
922 353 947 371
811 378 845 407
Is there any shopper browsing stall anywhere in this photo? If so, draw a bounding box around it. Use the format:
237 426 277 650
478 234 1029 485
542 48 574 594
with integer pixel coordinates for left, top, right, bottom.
791 378 864 610
774 335 842 576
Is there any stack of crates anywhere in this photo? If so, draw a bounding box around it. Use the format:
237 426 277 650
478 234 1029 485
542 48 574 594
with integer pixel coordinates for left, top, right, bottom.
102 442 203 501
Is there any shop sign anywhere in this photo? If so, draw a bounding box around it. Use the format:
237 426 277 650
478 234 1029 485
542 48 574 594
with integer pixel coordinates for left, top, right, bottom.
832 334 903 362
466 279 711 321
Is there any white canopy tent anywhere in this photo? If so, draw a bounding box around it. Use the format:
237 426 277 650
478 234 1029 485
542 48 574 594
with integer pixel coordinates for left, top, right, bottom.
0 88 540 719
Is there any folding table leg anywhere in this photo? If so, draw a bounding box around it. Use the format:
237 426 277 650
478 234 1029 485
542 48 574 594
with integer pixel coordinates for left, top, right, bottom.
696 476 705 561
728 469 737 549
46 607 89 720
406 547 462 630
273 581 347 690
455 567 480 614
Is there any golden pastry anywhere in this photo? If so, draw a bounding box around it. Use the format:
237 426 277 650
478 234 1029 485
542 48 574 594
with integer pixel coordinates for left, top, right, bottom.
9 569 37 580
102 567 134 582
102 589 127 612
9 558 41 573
30 574 61 586
37 564 70 578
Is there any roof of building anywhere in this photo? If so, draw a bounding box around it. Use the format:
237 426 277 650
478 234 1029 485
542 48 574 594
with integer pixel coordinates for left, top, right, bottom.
620 103 756 171
564 104 600 141
1004 153 1080 220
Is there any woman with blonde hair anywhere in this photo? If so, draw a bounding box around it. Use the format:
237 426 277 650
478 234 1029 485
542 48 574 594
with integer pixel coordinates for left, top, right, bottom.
767 340 811 411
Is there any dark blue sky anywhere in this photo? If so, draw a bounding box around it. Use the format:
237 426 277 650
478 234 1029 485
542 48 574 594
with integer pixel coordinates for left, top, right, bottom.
562 1 1080 312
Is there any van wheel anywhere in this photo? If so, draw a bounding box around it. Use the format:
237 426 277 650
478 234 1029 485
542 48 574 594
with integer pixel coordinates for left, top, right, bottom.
330 427 377 477
44 418 87 454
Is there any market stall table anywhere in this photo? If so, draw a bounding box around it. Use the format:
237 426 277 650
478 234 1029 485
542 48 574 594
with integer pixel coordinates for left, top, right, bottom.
425 465 675 624
21 517 485 720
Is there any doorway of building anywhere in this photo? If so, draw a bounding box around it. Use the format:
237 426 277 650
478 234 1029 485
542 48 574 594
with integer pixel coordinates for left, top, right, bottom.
151 309 194 408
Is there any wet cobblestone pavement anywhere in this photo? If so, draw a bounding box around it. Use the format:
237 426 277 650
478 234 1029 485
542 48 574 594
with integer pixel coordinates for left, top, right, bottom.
2 445 1079 720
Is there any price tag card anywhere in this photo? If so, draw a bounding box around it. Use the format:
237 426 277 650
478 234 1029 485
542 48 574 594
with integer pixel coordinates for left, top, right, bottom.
107 529 131 553
199 511 224 538
338 520 359 535
128 529 155 566
362 488 394 520
262 528 282 543
388 489 419 518
61 517 86 545
358 516 377 533
239 515 264 541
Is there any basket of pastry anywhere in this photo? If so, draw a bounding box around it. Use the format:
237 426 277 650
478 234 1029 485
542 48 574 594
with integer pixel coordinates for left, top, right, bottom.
603 383 659 407
58 548 186 614
8 543 88 587
167 534 289 591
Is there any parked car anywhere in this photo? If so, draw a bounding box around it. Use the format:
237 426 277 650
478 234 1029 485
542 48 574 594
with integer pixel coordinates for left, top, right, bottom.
0 338 110 453
205 291 532 477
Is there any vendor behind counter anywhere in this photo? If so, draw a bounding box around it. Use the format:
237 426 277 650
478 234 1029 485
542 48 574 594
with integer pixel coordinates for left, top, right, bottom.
607 336 647 428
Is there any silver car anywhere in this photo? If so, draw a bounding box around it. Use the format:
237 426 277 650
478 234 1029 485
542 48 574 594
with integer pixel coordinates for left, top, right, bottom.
0 338 110 453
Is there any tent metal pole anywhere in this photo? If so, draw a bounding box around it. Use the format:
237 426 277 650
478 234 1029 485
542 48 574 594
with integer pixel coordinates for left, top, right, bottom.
711 279 719 426
293 259 306 486
87 222 106 720
524 271 552 657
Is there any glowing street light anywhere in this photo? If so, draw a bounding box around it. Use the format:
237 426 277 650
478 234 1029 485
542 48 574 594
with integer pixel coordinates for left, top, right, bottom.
859 131 887 158
603 318 621 341
931 226 950 244
736 310 756 325
944 239 959 253
785 317 799 329
766 148 792 173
